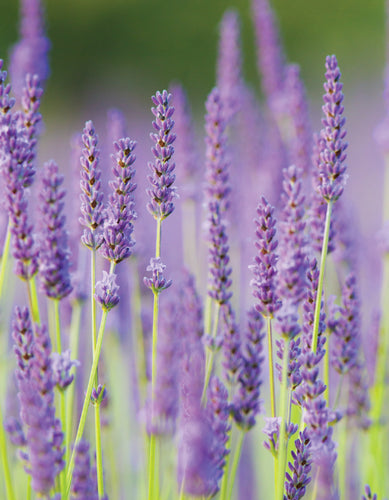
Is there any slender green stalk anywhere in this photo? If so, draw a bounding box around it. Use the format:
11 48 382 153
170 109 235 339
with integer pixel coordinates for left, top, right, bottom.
0 403 15 500
226 430 245 500
26 476 31 500
276 338 290 500
0 223 11 302
148 217 162 500
91 249 97 351
95 404 104 495
52 299 66 497
65 310 108 496
267 316 276 418
311 201 333 353
65 300 83 470
323 334 330 405
202 301 221 403
28 277 41 324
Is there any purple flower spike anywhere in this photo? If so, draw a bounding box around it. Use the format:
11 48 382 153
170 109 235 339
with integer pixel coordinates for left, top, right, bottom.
99 137 137 263
362 485 377 500
263 417 281 455
329 272 360 375
12 306 34 376
38 160 73 299
79 120 105 250
70 440 98 500
95 271 120 311
316 55 348 202
204 88 233 305
217 9 243 121
51 350 79 391
233 307 265 430
284 64 313 177
9 0 50 98
284 429 312 500
169 84 198 201
147 90 177 221
250 196 282 318
252 0 285 104
143 257 172 293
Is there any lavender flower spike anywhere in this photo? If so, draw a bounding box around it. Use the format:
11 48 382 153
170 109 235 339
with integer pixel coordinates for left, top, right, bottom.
217 9 243 122
99 137 137 264
143 257 172 293
284 429 312 500
38 159 73 299
79 120 104 250
95 271 120 311
250 196 282 318
70 440 98 500
9 0 50 97
147 90 177 221
316 55 348 202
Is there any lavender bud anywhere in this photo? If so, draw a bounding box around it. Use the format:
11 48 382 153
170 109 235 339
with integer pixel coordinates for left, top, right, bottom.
90 384 107 406
51 350 79 391
143 257 172 293
95 271 120 311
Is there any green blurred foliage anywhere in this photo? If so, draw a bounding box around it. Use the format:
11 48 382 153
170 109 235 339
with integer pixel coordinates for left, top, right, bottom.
0 0 385 115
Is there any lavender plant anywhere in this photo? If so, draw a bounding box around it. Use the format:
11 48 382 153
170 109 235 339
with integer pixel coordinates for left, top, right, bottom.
0 1 388 500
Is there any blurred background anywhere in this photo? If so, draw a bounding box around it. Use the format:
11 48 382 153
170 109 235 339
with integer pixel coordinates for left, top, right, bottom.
0 0 387 307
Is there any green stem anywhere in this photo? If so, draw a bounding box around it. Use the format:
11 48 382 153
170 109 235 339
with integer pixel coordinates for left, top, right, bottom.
0 403 15 500
95 404 104 496
202 302 221 403
311 201 333 353
52 299 66 497
65 300 83 471
0 223 11 301
65 310 109 496
276 338 290 500
28 277 41 324
226 430 245 500
267 316 276 418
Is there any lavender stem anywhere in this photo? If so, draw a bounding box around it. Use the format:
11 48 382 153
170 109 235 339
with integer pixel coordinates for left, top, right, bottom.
202 302 221 403
226 430 245 500
0 403 15 500
0 223 11 301
276 337 290 500
65 309 109 495
311 201 333 353
267 316 276 418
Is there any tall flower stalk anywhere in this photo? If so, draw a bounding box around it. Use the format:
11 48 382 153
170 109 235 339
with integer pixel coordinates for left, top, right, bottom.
144 89 176 500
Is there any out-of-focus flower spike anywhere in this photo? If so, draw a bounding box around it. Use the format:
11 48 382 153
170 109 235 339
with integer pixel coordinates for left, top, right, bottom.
9 0 50 98
70 440 98 500
362 485 378 500
38 159 73 299
217 9 243 122
251 0 285 105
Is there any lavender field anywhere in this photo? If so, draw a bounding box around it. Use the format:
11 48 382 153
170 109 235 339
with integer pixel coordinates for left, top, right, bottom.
0 0 388 499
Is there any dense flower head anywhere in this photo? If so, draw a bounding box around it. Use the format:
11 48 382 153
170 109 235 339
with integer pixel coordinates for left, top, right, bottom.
9 0 50 97
232 307 265 430
315 55 348 202
250 196 282 318
284 429 312 500
147 89 177 220
362 485 378 500
70 440 98 500
95 271 120 311
12 306 34 377
99 137 137 263
217 9 243 122
15 322 65 495
79 120 105 250
38 159 73 299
